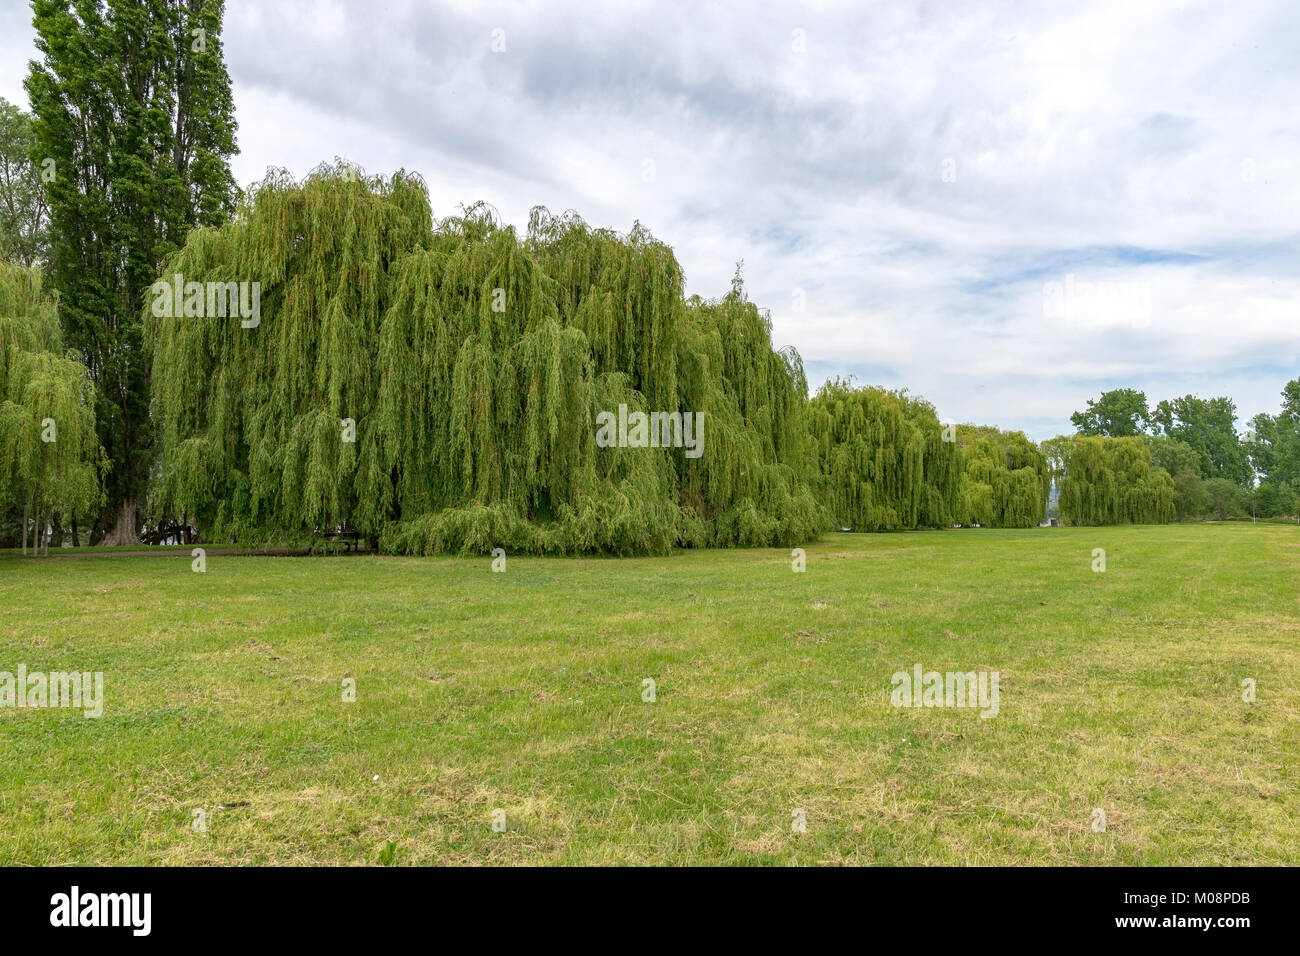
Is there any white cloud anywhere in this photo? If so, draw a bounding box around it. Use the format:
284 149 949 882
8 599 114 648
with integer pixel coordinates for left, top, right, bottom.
2 0 1297 439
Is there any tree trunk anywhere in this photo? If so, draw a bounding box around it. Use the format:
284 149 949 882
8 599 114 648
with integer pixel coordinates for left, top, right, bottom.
22 498 29 555
99 499 141 547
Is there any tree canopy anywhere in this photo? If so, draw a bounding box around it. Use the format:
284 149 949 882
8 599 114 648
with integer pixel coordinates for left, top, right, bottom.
1150 394 1250 485
0 260 103 551
1050 435 1175 525
148 166 826 554
955 425 1049 528
1070 387 1150 437
807 379 957 530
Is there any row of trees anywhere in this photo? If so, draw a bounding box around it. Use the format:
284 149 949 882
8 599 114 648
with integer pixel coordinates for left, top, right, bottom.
1068 386 1300 519
806 379 1297 530
805 383 1051 530
2 4 1293 550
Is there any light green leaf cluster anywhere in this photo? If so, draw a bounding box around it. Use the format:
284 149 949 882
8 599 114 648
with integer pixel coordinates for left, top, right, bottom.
808 379 959 530
0 262 103 545
148 167 827 553
1052 435 1175 525
955 426 1049 528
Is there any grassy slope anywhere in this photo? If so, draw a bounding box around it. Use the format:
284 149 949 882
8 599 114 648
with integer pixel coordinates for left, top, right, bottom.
0 524 1296 865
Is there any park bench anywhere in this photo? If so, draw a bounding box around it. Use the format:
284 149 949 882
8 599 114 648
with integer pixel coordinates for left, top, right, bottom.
326 530 364 552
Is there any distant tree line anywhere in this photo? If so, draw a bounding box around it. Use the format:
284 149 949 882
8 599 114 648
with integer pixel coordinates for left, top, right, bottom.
1061 386 1300 520
810 379 1296 531
805 383 1052 530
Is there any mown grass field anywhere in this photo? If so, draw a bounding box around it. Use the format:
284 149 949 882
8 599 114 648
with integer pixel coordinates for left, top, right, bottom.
1 523 1296 865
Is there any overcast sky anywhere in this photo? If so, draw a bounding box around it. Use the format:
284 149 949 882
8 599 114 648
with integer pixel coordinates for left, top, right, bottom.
3 0 1297 439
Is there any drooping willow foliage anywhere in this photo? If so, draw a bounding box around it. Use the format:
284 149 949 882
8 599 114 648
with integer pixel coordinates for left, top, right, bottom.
0 261 103 549
807 379 958 530
1048 435 1175 525
147 164 826 553
955 425 1049 528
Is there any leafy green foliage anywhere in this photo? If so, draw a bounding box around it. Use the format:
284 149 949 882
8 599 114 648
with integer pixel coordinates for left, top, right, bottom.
1150 394 1249 485
0 261 103 546
1070 387 1150 436
1247 481 1296 519
0 97 48 267
812 404 1049 531
807 379 958 530
149 168 826 553
1202 477 1243 521
1170 467 1207 519
1245 378 1300 516
1146 434 1204 519
1051 435 1174 525
955 426 1048 528
1146 433 1201 478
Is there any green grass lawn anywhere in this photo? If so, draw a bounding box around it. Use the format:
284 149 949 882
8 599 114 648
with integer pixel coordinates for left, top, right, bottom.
1 523 1296 865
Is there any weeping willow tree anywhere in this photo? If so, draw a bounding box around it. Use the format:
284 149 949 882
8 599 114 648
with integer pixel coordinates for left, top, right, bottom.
147 164 432 547
672 274 825 547
806 379 958 530
0 261 103 552
1048 435 1175 525
955 425 1049 528
148 165 826 553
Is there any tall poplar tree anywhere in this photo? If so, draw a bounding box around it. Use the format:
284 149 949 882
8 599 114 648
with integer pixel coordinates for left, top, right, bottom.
26 0 237 543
